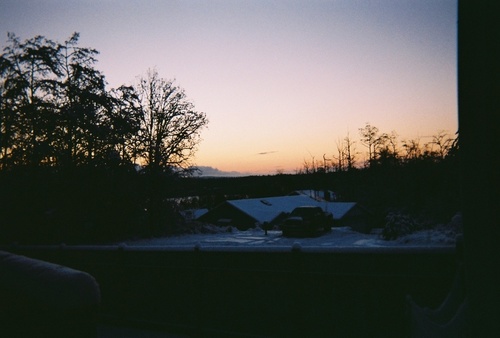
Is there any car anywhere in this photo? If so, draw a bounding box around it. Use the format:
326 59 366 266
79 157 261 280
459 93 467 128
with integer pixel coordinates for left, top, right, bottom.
281 206 333 237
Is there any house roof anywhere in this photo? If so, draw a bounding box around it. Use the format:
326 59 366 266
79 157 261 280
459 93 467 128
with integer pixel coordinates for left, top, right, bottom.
225 195 357 224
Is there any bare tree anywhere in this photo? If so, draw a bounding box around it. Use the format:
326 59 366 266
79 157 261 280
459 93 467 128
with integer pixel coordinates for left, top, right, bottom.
344 132 357 170
301 158 311 174
359 122 379 166
430 130 454 159
322 153 331 173
388 130 399 156
376 131 398 156
375 130 399 165
402 137 422 161
132 69 208 234
333 133 357 171
334 137 345 171
134 69 208 174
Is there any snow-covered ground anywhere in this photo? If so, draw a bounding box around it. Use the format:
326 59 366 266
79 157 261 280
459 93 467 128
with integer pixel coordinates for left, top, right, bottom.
125 226 458 249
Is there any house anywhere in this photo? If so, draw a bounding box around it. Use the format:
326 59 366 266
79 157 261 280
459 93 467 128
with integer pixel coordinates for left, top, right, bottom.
197 195 373 232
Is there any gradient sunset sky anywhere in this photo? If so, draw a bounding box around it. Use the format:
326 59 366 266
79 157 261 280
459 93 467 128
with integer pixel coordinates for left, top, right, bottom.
0 0 457 175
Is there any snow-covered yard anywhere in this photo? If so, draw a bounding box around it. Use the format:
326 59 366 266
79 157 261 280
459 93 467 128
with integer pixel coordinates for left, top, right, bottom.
125 226 458 249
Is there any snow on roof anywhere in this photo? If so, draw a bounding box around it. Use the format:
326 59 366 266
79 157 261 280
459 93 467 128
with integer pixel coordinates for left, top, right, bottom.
226 195 357 223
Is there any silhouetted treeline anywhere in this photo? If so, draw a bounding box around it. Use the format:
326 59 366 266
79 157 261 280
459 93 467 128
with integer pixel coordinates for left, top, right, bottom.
178 125 460 226
0 33 208 243
0 33 207 170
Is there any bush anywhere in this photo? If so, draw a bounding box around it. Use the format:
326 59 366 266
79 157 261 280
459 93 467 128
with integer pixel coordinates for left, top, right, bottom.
382 211 423 240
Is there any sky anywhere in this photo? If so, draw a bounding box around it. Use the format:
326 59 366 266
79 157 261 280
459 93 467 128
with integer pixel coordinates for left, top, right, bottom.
0 0 458 176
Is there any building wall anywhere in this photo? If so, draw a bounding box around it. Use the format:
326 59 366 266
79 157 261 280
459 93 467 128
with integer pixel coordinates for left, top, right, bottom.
336 205 374 233
198 202 257 229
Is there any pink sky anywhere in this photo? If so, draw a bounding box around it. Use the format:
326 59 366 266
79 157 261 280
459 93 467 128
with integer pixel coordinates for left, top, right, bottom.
1 0 457 175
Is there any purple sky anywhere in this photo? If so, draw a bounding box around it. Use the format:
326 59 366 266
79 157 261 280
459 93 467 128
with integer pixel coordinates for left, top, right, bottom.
1 0 457 175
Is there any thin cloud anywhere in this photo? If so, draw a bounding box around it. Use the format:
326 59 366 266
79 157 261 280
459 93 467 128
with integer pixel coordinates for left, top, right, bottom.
257 151 278 155
193 166 246 177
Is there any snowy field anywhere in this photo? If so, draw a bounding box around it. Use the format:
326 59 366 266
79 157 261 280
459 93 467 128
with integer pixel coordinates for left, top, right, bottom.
125 226 458 249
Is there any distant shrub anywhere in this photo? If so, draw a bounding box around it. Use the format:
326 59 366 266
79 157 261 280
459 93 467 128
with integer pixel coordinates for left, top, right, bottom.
382 211 423 240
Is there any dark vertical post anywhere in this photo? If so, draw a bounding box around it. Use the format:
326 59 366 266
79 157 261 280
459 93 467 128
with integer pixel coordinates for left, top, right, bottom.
458 1 500 335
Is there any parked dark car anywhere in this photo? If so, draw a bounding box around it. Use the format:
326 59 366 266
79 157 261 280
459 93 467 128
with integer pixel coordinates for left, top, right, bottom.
281 206 333 237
